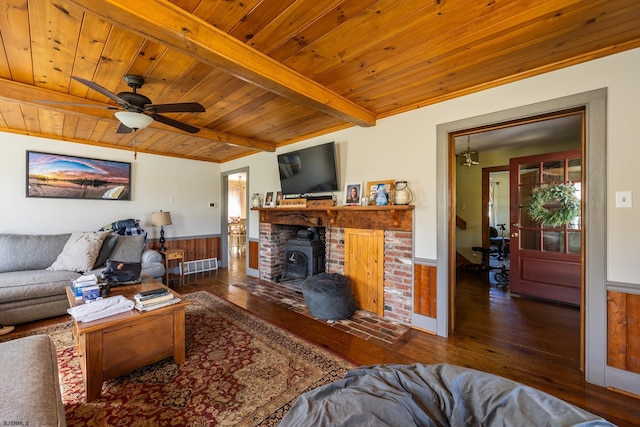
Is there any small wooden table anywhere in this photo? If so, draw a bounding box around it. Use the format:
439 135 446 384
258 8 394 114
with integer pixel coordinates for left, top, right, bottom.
159 248 186 286
66 279 190 402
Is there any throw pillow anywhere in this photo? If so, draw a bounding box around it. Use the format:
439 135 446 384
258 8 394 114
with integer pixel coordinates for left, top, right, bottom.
93 234 119 268
47 231 109 272
108 234 146 263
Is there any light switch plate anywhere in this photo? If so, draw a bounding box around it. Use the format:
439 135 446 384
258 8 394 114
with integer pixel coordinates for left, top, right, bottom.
615 191 632 208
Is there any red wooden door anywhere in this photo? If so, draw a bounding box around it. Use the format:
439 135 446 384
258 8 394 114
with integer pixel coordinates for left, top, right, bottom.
509 149 582 305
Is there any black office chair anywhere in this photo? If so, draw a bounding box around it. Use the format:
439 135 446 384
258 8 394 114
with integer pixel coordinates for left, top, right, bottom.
489 225 509 261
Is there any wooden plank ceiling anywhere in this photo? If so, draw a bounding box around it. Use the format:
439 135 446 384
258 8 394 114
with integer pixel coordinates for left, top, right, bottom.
0 0 639 163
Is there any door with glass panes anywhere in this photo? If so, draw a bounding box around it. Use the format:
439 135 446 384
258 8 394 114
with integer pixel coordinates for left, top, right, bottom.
509 149 582 305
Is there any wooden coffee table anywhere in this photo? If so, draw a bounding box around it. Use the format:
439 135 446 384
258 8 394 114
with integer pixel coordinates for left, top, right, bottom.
65 278 190 402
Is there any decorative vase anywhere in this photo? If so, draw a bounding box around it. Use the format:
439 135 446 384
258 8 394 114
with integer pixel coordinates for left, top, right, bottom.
394 181 413 205
251 193 262 208
375 184 388 206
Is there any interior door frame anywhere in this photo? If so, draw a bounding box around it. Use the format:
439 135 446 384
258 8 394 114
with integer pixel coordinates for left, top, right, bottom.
220 167 250 270
436 88 607 386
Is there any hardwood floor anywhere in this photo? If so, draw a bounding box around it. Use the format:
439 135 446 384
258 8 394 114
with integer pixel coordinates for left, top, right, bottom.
196 258 639 426
12 256 640 425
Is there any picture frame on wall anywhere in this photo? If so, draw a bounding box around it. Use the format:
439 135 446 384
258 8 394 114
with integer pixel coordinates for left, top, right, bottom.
26 151 132 200
344 182 363 205
264 191 274 207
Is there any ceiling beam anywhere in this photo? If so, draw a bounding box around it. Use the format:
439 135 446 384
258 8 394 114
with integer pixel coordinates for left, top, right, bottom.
0 78 275 152
66 0 377 128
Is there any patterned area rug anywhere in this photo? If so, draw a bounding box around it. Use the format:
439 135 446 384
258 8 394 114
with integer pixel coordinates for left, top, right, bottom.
8 291 355 426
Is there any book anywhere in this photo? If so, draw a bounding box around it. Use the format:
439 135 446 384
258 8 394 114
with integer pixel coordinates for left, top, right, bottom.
135 292 174 306
134 289 169 302
137 287 168 298
135 298 180 312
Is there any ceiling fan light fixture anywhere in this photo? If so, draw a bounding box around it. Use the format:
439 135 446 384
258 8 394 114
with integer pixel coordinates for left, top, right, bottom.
115 111 153 130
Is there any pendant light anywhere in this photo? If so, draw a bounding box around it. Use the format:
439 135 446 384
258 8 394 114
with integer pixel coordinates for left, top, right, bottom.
460 135 479 167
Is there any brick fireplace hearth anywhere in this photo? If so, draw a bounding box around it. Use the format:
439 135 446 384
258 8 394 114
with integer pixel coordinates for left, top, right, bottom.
257 206 414 325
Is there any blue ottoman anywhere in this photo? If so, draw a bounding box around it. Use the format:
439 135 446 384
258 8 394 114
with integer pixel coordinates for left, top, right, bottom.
302 273 356 320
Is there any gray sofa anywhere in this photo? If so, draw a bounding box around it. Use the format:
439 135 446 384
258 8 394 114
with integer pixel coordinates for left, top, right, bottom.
0 232 165 325
0 334 66 426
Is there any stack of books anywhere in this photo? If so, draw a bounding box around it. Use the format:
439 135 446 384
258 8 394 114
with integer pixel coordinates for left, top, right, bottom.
133 288 180 311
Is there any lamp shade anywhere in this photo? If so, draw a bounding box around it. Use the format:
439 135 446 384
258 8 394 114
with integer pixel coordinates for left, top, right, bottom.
115 111 154 130
151 211 172 226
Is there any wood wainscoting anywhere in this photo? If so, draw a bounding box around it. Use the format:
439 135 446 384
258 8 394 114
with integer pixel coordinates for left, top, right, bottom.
248 240 259 270
147 235 220 263
607 290 640 375
414 263 437 318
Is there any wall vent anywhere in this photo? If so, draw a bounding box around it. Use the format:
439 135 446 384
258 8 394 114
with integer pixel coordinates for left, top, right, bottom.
180 258 218 275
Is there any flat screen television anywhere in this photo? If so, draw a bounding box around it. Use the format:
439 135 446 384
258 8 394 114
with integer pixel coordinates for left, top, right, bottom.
277 142 339 197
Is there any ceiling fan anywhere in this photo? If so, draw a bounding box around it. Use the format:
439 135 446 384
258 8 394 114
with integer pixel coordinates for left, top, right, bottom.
41 75 205 134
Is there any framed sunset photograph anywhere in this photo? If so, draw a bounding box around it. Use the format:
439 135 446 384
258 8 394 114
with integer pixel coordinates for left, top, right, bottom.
26 151 132 200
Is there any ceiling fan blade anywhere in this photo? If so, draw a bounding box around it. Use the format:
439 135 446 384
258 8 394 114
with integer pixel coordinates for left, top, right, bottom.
34 99 120 110
151 114 200 133
71 76 131 108
145 102 205 113
116 123 133 134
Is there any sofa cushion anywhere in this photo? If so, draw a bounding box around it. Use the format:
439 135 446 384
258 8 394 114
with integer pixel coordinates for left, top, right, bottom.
0 233 70 273
0 335 67 427
0 269 80 302
109 234 146 263
0 294 70 325
48 231 109 272
93 234 119 268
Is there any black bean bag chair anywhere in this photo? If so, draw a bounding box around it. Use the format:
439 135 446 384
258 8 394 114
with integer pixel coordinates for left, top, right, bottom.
302 273 356 320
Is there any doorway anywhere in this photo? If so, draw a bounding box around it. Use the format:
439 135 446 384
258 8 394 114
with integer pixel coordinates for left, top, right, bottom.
227 172 247 272
453 111 583 364
435 89 607 385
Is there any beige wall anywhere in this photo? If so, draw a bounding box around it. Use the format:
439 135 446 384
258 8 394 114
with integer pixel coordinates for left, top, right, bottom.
0 134 221 237
224 47 640 284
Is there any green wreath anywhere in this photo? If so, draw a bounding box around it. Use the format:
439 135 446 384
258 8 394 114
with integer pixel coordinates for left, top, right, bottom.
526 183 580 227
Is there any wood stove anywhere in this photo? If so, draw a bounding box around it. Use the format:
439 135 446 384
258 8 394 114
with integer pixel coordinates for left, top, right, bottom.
282 229 325 281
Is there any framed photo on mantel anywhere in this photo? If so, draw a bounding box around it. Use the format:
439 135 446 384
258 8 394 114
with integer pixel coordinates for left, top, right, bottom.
344 182 362 206
263 191 274 207
366 179 394 206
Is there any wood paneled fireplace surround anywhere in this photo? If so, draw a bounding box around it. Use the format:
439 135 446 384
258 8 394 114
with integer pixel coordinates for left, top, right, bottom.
255 206 414 325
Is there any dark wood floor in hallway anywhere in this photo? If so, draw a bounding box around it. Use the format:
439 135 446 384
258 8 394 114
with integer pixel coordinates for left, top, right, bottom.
13 256 640 425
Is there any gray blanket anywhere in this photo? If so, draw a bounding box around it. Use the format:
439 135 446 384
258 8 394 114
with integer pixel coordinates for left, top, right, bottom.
279 363 614 426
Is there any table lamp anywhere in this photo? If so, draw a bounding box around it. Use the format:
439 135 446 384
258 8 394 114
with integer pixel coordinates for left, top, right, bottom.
151 211 172 251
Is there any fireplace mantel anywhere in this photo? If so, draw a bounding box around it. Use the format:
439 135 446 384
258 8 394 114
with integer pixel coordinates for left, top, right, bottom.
254 205 413 231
